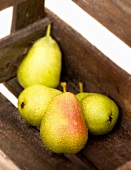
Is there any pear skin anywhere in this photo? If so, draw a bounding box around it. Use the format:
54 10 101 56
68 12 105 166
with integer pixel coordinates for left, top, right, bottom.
76 82 119 135
18 84 62 127
40 92 88 154
76 92 92 102
81 93 119 135
17 24 62 88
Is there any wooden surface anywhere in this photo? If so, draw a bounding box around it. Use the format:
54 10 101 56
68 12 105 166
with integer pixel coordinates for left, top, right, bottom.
0 7 131 170
0 0 27 11
116 161 131 170
11 0 45 32
73 0 131 47
0 150 20 170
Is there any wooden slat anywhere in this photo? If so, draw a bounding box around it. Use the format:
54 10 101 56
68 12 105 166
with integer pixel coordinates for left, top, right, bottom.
78 127 131 170
0 0 27 11
0 150 20 170
116 161 131 170
73 0 131 46
11 0 45 32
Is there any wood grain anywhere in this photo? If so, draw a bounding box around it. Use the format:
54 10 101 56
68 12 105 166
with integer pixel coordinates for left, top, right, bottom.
0 150 20 170
73 0 131 46
11 0 45 32
0 0 27 11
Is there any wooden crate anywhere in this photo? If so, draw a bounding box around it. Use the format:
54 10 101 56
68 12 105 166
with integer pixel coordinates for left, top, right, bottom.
0 0 131 169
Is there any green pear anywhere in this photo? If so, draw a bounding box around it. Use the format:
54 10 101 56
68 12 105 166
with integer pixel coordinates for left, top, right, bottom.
18 84 62 127
40 90 88 154
17 24 62 88
76 82 119 135
80 93 119 135
76 92 92 102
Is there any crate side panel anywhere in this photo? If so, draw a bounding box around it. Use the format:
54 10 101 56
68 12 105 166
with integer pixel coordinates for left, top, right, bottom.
12 0 45 32
0 0 26 10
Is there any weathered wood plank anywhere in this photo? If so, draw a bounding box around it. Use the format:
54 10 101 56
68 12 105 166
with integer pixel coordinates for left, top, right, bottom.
11 0 45 32
116 161 131 170
0 150 20 170
0 0 26 11
73 0 131 46
77 126 131 170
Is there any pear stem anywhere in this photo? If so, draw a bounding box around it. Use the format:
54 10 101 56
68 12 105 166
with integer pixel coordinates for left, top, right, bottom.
46 24 51 38
78 82 83 93
61 82 67 93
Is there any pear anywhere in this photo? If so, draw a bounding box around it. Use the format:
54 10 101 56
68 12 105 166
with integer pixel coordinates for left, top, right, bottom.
81 93 119 135
17 24 62 88
18 84 62 127
76 82 119 135
40 82 88 154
